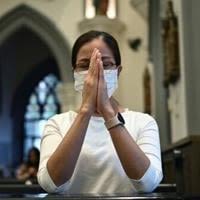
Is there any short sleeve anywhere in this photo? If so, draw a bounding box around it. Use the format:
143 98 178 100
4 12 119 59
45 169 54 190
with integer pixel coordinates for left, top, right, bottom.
130 114 163 192
37 116 70 193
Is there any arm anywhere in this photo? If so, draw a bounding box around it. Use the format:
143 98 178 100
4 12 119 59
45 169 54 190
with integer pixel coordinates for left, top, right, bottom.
97 56 149 180
37 111 91 193
46 109 91 186
38 49 100 192
16 164 29 181
108 121 150 180
108 116 163 192
97 56 162 192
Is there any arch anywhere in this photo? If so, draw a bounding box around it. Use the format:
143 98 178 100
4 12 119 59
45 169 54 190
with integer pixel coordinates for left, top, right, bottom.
0 4 73 82
11 57 61 120
0 4 73 167
11 58 61 165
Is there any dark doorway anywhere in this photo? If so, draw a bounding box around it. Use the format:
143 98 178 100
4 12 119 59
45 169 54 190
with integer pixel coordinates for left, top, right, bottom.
0 5 71 177
0 26 61 175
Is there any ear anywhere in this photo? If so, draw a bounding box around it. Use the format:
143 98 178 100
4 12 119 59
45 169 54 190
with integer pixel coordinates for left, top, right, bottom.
117 65 122 76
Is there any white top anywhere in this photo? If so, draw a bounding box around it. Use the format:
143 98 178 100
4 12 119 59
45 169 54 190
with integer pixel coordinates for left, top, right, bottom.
37 109 163 194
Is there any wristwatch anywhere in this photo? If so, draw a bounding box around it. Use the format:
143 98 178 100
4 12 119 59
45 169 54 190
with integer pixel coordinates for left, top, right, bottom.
104 112 125 130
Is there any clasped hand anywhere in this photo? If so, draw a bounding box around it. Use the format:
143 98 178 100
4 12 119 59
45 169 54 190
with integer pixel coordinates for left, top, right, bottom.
81 48 115 119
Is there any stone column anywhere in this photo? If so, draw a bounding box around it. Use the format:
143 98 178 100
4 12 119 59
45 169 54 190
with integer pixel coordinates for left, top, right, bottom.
56 82 77 112
182 0 200 135
149 0 171 148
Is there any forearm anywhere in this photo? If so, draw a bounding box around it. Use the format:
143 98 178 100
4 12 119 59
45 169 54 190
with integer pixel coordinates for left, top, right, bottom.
17 172 30 181
47 108 91 186
109 125 150 180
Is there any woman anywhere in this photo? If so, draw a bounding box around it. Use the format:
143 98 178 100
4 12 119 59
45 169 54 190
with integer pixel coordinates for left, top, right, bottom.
38 30 163 194
16 147 39 182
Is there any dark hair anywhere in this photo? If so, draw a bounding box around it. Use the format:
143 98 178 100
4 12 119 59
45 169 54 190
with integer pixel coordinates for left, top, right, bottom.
27 147 40 167
71 30 121 69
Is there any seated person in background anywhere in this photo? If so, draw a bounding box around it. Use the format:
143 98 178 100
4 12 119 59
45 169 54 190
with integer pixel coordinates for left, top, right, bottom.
38 30 163 194
16 147 40 182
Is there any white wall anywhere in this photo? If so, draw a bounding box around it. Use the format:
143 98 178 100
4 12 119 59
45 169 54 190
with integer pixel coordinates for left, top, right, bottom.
0 0 82 47
115 0 148 111
0 0 147 112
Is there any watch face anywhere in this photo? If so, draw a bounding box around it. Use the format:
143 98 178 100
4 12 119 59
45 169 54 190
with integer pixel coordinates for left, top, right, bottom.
118 112 125 124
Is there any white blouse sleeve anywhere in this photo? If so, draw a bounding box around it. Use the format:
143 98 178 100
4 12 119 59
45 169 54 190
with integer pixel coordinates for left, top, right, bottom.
37 117 70 193
130 114 163 192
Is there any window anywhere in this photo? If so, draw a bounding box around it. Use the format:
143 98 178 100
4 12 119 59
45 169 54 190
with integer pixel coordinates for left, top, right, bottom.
85 0 117 19
24 74 60 156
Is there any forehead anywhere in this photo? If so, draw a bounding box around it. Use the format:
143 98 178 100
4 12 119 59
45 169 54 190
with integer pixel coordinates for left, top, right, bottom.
76 38 114 62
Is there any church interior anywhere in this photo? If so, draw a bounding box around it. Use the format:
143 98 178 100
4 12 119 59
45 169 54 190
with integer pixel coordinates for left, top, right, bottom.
0 0 200 198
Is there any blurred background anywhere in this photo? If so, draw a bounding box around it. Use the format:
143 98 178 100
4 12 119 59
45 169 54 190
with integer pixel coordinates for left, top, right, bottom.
0 0 199 195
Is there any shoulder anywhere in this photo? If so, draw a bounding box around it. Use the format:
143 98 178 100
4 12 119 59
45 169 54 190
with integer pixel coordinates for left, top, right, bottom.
123 110 158 130
123 109 155 121
47 110 77 125
43 111 77 136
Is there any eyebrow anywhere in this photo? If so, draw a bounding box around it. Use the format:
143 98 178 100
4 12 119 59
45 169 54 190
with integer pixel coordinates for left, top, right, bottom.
77 56 114 62
102 56 113 59
77 58 90 63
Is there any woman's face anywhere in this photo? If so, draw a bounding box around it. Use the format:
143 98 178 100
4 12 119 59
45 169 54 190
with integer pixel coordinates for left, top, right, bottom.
75 38 116 72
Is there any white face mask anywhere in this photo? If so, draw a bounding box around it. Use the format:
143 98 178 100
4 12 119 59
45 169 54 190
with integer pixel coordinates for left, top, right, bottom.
74 69 118 97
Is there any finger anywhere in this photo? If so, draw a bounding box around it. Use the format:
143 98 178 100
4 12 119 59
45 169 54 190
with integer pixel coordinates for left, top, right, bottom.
91 49 100 76
97 60 104 104
97 50 102 60
93 58 100 79
89 48 98 72
91 48 96 57
99 59 105 82
94 51 101 72
88 55 95 74
89 48 96 67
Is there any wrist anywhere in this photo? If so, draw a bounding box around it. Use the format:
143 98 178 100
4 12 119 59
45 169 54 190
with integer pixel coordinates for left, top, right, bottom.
104 112 125 130
102 106 116 121
79 104 93 117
